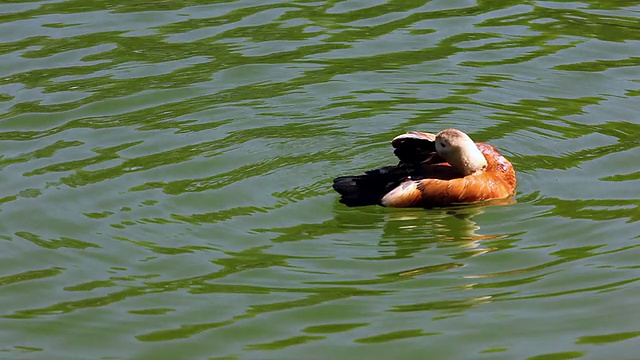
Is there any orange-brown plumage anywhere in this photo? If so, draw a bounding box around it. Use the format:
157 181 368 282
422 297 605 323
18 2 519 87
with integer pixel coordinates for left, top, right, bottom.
333 129 516 207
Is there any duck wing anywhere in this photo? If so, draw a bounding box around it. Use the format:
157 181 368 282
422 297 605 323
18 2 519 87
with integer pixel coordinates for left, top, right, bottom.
391 131 439 164
381 173 491 207
334 131 443 207
333 163 427 207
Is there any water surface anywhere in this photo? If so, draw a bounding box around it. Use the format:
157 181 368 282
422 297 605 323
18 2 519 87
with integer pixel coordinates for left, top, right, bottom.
1 0 640 359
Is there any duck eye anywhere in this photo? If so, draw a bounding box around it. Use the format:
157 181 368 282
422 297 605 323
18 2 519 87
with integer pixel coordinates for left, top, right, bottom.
439 142 446 148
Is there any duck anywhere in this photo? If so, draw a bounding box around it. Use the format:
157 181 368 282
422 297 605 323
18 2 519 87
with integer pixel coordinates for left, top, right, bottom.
333 128 516 207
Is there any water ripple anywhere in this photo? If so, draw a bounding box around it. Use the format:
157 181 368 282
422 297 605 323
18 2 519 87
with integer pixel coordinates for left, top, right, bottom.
1 1 640 359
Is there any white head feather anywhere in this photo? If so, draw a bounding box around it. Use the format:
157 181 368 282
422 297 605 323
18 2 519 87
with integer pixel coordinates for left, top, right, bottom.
434 129 488 176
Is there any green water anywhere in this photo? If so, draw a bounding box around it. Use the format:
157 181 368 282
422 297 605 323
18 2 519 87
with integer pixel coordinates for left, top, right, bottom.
1 0 640 359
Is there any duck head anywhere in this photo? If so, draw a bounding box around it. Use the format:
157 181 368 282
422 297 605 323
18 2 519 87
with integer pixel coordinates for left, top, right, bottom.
435 128 488 176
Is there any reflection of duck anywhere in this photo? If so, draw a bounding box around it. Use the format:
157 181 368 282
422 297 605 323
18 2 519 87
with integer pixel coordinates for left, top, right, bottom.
333 129 517 207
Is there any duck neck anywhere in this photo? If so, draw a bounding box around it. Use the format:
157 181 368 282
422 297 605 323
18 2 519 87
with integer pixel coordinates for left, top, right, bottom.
452 146 488 176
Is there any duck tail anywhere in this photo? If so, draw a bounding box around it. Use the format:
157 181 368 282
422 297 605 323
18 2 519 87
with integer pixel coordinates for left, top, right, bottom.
332 166 403 207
